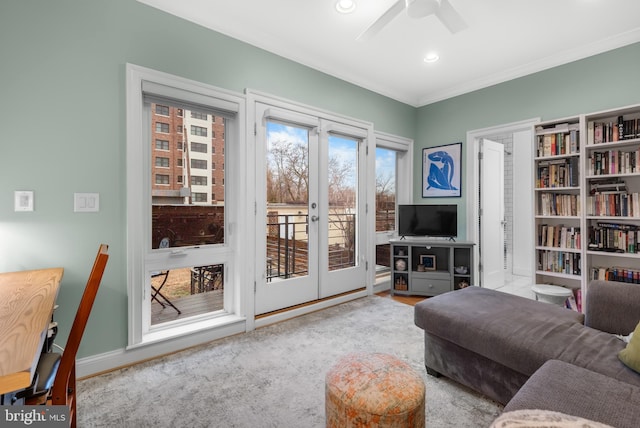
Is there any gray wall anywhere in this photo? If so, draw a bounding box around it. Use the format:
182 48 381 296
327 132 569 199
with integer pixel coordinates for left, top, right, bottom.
0 0 415 359
415 43 640 238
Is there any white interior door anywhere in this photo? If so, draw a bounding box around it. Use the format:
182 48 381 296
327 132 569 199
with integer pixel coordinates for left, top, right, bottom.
480 138 505 287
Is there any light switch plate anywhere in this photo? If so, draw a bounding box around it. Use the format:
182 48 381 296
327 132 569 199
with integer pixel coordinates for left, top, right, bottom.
14 191 34 212
74 193 99 212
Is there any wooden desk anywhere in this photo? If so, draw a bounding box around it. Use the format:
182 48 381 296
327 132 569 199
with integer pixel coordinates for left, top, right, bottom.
0 268 63 395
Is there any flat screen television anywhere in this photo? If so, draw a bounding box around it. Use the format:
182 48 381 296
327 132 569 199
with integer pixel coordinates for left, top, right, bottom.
398 204 458 238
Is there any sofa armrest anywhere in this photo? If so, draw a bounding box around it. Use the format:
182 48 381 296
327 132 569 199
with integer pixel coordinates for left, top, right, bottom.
585 280 640 334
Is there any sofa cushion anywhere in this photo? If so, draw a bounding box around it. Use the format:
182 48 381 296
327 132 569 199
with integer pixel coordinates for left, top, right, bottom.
619 321 640 373
491 409 613 428
504 360 640 428
415 287 640 388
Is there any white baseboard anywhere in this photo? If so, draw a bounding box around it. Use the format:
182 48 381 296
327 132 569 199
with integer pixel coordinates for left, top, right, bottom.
77 319 246 378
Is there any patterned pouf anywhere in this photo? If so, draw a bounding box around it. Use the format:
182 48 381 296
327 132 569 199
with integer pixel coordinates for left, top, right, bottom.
325 353 425 428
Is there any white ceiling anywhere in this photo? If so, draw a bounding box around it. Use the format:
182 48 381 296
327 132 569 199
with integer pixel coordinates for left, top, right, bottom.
138 0 640 107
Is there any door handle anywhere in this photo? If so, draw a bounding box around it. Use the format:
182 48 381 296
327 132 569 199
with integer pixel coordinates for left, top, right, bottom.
311 215 319 222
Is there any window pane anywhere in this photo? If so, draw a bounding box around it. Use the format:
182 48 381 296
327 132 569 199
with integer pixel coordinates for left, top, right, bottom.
328 135 357 272
265 121 310 281
150 264 224 326
375 147 396 232
150 103 226 249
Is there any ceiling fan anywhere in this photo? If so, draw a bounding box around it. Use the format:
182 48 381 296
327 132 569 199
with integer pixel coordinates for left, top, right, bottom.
357 0 467 41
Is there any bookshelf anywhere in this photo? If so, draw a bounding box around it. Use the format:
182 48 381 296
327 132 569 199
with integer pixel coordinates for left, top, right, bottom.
532 104 640 312
584 105 640 294
533 117 583 306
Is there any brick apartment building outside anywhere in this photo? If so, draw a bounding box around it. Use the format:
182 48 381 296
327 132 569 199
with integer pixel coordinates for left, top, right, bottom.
150 103 225 205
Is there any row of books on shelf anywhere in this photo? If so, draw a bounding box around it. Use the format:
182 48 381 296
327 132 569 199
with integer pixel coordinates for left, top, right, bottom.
588 116 640 145
536 158 580 188
537 193 580 216
590 266 640 284
563 288 582 312
536 130 579 157
586 192 640 218
587 149 640 176
536 250 581 275
538 224 581 249
587 222 640 254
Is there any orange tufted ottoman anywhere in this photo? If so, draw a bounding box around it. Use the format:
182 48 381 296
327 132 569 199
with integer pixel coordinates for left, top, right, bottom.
325 353 425 428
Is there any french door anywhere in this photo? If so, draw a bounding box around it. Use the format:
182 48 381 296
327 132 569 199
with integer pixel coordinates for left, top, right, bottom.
254 102 368 315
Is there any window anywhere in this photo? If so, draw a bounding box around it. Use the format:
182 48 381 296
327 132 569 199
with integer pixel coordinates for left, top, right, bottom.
191 111 207 120
191 125 207 137
191 175 207 186
374 133 413 273
155 139 169 150
191 142 207 153
193 192 207 202
126 63 242 349
155 174 170 185
177 141 183 150
191 159 207 169
177 158 183 167
212 131 216 138
155 105 169 116
177 125 183 133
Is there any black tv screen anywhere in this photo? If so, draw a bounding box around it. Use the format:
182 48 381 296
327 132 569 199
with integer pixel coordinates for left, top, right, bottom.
398 204 457 237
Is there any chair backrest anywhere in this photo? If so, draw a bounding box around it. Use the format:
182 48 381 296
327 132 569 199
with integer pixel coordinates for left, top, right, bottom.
50 244 109 412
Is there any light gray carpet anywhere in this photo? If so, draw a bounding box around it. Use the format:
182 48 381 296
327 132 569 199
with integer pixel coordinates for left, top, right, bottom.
78 295 502 427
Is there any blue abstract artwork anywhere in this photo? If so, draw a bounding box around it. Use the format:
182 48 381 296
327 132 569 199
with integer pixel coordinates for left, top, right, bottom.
423 142 462 198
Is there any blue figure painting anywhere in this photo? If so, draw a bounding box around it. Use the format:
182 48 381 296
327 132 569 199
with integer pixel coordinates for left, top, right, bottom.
426 150 457 191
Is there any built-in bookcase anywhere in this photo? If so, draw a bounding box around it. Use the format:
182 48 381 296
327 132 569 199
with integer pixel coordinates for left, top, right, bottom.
533 104 640 312
584 105 640 297
533 117 583 308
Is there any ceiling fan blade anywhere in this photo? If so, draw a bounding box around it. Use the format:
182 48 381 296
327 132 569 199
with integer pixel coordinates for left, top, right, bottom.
435 0 468 34
357 0 405 42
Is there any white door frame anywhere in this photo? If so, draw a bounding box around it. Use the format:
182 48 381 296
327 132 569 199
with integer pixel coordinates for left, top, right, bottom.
466 118 539 286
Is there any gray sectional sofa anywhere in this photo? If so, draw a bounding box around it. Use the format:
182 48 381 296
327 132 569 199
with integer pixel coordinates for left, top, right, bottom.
414 280 640 427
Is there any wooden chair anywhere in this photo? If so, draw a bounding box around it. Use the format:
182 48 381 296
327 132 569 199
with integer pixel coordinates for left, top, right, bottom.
26 244 109 427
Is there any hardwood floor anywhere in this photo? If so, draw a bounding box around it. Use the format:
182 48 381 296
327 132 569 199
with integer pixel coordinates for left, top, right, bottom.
376 290 427 307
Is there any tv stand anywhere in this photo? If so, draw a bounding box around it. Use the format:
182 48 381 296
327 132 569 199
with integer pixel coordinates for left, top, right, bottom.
390 238 474 297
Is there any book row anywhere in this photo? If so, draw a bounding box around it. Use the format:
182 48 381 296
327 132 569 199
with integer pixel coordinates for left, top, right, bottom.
587 149 640 176
590 266 640 284
586 192 640 218
537 193 580 217
536 158 580 188
538 224 581 249
587 222 640 254
536 250 581 276
588 117 640 145
536 130 579 157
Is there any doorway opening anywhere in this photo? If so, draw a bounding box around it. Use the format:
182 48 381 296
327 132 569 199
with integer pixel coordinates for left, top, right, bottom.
466 119 538 293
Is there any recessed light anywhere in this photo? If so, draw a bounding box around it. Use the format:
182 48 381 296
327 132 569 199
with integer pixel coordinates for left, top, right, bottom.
336 0 356 14
424 53 440 63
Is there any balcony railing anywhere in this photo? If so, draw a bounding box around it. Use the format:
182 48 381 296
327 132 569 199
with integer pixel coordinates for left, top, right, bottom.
266 213 355 281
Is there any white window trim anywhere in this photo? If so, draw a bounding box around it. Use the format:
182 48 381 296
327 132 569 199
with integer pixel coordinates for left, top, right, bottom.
125 63 248 350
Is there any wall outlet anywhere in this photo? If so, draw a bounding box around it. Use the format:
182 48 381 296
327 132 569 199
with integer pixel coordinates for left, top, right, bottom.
74 193 99 212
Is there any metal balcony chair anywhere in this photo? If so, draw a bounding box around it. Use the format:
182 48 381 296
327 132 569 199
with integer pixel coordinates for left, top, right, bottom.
150 237 181 314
